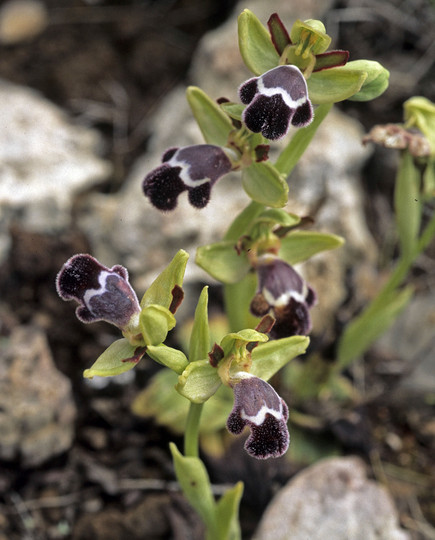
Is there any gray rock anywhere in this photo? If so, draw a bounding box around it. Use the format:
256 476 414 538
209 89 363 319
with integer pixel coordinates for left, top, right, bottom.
254 456 410 540
375 292 435 393
0 78 111 260
0 325 76 466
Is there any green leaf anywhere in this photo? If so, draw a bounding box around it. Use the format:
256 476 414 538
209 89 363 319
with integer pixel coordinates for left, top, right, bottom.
189 286 211 363
395 151 422 260
251 335 309 381
132 369 189 431
83 338 146 379
279 231 344 265
224 201 265 241
132 369 232 435
224 272 258 332
169 443 217 532
242 161 288 207
176 360 221 403
337 286 413 369
307 67 367 104
195 241 250 284
139 304 175 346
346 60 389 102
215 482 243 540
146 344 188 374
140 250 189 310
423 158 435 197
274 103 332 176
238 9 279 75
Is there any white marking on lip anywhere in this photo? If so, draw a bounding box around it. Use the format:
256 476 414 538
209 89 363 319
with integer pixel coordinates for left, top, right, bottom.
257 78 308 110
167 155 210 188
241 403 284 426
83 270 110 309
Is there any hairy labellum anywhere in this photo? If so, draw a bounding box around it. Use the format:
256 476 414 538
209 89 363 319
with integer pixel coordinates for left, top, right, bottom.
239 65 313 140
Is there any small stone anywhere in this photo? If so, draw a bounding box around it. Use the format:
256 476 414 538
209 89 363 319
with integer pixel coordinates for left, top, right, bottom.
0 0 48 45
0 325 76 467
254 456 410 540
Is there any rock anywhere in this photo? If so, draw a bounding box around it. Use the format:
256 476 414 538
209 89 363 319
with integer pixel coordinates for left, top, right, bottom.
375 292 435 394
0 78 112 261
0 0 48 45
0 325 76 466
254 456 410 540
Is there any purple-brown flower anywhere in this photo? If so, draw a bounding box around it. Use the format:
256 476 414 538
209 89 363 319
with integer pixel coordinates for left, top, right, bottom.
239 65 313 140
227 373 289 459
250 255 316 339
56 254 141 332
143 144 233 211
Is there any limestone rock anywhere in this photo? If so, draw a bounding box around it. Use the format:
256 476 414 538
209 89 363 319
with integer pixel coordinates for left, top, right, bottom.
0 325 76 466
0 78 111 260
254 456 410 540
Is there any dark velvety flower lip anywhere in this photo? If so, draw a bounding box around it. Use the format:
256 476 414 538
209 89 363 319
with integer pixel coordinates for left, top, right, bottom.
251 255 317 339
143 144 233 211
227 374 289 459
56 254 141 330
239 65 313 140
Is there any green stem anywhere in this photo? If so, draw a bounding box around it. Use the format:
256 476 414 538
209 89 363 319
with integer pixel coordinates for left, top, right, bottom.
184 402 204 458
274 102 333 176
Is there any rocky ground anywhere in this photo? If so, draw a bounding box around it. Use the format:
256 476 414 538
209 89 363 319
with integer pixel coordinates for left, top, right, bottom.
0 0 434 539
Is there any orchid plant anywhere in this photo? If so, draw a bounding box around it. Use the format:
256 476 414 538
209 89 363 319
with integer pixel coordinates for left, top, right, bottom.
56 10 433 539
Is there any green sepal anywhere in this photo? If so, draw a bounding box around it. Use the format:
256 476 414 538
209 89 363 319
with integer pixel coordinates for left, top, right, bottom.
215 482 244 540
290 19 331 55
307 66 367 104
146 344 188 374
169 443 217 532
224 272 258 332
238 9 279 75
224 201 265 241
251 335 309 381
404 96 435 155
140 249 188 310
176 360 221 403
242 161 288 207
195 241 250 284
274 102 333 176
279 231 344 265
139 304 175 346
189 286 211 363
83 338 146 379
337 286 413 369
395 151 422 260
186 86 234 147
220 102 245 122
346 60 389 102
255 208 301 228
220 328 268 356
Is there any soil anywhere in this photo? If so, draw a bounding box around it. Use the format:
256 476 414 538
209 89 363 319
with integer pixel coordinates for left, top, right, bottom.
0 1 434 539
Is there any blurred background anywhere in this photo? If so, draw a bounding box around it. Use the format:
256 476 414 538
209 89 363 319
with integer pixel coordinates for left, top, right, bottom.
0 0 434 538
